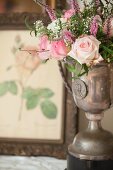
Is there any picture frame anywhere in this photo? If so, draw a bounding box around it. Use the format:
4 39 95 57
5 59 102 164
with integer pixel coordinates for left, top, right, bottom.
0 12 78 159
0 0 66 14
46 0 66 9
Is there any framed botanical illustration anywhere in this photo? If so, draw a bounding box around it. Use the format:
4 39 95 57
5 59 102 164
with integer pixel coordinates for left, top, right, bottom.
0 30 65 142
0 12 78 159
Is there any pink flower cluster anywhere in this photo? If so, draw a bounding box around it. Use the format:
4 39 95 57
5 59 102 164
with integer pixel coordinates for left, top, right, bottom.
90 15 113 38
37 15 113 65
38 36 68 60
31 0 113 67
64 9 75 19
70 0 80 13
90 15 101 37
38 34 104 66
95 0 100 7
103 17 113 37
45 5 56 21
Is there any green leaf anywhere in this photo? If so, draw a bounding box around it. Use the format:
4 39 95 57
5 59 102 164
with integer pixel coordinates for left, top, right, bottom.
39 88 54 98
22 87 36 99
78 71 87 77
102 45 113 55
41 100 57 119
8 81 18 95
65 64 77 73
0 82 8 96
23 87 54 99
26 95 39 110
25 17 35 31
56 9 62 18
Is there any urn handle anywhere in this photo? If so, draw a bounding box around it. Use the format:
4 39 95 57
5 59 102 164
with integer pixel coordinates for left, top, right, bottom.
58 61 72 94
58 61 88 98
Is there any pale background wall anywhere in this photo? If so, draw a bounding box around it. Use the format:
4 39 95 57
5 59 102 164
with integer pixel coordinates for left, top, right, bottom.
79 108 113 132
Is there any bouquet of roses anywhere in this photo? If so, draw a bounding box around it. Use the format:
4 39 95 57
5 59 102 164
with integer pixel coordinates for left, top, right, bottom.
27 0 113 77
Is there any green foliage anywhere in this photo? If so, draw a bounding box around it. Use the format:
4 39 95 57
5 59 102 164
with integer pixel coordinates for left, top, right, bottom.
65 62 89 78
102 45 113 55
22 87 37 99
23 87 54 99
100 42 113 62
0 82 57 119
39 88 54 98
0 82 8 96
25 17 35 31
69 9 92 37
0 81 18 96
23 87 57 119
41 100 57 119
26 95 39 110
8 81 18 95
56 9 63 18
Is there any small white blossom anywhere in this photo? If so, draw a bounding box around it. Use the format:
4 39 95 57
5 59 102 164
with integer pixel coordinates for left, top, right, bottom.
34 20 46 36
47 18 67 35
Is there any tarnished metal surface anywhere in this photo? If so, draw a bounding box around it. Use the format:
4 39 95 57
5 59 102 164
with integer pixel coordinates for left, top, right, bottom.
69 113 113 160
69 63 113 160
110 63 113 107
72 63 111 113
72 79 87 99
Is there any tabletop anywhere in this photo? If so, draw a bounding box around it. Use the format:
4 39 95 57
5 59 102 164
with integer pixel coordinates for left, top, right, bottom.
0 156 67 170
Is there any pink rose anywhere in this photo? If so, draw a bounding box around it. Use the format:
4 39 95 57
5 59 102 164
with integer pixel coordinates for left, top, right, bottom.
64 9 75 19
38 36 51 60
51 40 68 60
68 35 103 66
103 17 113 37
16 46 41 71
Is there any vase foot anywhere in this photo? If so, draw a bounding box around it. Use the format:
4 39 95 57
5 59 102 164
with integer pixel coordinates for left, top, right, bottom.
68 113 113 160
68 128 113 160
67 153 113 170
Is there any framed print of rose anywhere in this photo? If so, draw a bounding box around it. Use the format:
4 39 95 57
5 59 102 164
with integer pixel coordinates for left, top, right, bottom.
0 35 57 121
0 11 77 159
13 35 57 121
0 30 64 142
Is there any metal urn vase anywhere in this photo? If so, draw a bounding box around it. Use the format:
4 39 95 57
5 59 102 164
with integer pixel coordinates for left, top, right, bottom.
67 62 113 170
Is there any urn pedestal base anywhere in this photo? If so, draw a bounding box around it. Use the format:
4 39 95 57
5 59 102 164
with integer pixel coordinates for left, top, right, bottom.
67 113 113 170
68 113 113 160
67 154 113 170
68 63 113 170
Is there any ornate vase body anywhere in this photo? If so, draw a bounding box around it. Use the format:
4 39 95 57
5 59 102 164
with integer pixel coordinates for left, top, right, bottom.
68 63 113 160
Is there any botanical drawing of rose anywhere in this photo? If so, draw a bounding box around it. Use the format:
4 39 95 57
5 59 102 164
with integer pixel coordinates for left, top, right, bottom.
15 46 41 84
0 36 58 121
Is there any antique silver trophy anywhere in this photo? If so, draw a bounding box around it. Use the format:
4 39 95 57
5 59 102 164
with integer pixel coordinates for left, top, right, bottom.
67 63 113 170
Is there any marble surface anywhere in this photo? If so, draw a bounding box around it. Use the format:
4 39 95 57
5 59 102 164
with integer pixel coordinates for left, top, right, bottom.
0 156 67 170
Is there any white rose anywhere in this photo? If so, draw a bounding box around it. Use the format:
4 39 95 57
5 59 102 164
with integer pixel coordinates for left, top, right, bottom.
68 35 103 66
